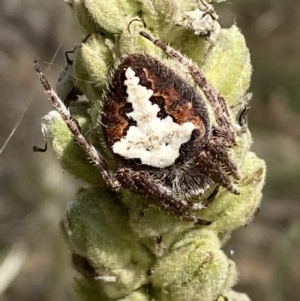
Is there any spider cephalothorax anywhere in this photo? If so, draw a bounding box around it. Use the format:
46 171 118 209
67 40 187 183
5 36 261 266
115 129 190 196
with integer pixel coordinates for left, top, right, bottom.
34 31 240 225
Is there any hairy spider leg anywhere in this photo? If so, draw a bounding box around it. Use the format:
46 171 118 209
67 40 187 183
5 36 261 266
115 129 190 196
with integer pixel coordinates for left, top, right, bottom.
139 31 236 146
34 61 120 191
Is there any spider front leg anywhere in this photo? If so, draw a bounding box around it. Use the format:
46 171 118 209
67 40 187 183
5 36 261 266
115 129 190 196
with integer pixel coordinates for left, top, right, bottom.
116 167 211 225
196 131 240 195
139 30 236 145
34 61 121 192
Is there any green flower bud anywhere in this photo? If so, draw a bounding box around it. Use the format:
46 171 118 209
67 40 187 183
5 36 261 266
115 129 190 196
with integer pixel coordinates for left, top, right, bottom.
198 152 266 233
122 190 193 255
73 33 113 100
67 0 141 34
141 0 213 39
61 189 151 299
141 0 213 60
151 229 238 301
201 26 252 107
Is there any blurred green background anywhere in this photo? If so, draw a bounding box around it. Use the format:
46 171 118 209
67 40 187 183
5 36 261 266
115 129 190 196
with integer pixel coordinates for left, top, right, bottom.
0 1 299 300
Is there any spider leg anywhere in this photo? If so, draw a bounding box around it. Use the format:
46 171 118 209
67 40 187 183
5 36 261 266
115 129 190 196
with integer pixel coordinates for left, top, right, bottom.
197 155 239 195
204 185 220 205
197 138 240 195
34 61 120 191
197 0 218 20
116 167 212 225
189 185 220 211
140 30 235 145
208 128 240 179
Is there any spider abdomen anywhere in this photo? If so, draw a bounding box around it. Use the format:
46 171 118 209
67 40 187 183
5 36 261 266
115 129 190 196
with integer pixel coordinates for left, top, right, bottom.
102 54 210 169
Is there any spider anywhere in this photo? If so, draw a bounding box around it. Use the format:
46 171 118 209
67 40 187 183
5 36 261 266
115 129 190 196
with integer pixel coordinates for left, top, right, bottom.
34 30 240 225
